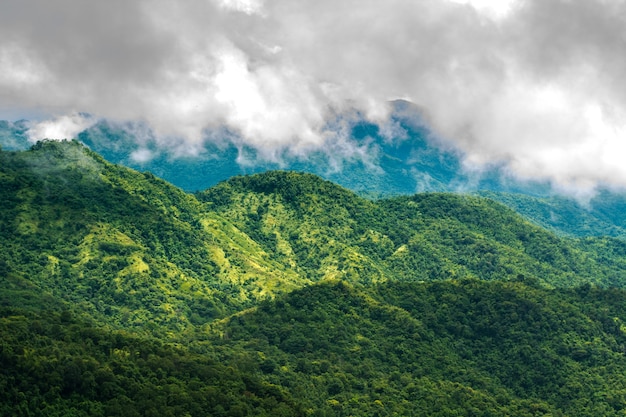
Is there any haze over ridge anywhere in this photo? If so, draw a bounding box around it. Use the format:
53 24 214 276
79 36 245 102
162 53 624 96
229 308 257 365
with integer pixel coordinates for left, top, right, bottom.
1 0 626 194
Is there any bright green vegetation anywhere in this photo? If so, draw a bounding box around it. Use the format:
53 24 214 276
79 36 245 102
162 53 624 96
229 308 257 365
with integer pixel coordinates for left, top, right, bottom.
0 141 306 336
3 140 626 415
199 171 626 288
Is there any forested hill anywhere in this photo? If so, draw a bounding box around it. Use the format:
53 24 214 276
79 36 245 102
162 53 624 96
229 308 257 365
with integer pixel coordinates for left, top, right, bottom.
3 139 626 327
0 140 319 333
199 170 626 288
4 140 626 415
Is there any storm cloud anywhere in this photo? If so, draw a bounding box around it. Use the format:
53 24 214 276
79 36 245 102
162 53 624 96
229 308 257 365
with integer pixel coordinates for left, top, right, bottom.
1 0 626 191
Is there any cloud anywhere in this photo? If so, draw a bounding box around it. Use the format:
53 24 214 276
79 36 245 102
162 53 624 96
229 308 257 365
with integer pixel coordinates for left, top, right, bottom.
448 0 520 20
2 0 626 191
27 113 96 142
129 147 156 164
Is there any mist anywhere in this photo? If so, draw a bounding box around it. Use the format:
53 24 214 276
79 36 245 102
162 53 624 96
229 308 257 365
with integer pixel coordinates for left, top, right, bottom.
2 0 626 192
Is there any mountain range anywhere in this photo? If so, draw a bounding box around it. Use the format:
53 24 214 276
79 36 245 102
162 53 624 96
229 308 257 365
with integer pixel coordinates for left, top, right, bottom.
4 108 626 240
3 140 626 415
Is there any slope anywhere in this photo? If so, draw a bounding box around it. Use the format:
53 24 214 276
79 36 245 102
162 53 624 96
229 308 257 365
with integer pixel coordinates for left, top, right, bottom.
0 140 309 336
3 143 626 415
207 279 626 416
481 190 626 239
199 171 626 288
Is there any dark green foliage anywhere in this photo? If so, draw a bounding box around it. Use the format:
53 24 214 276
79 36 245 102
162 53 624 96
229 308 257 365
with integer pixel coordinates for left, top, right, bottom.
5 141 626 415
214 280 626 416
0 302 304 417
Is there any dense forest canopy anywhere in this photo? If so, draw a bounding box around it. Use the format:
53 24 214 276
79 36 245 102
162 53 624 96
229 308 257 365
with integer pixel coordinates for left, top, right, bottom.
3 140 626 415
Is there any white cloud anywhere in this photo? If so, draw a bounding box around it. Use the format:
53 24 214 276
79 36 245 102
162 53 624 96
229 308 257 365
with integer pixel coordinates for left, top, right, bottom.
2 0 626 191
215 0 265 15
213 44 327 156
130 148 155 163
27 113 96 142
448 0 520 20
0 43 48 86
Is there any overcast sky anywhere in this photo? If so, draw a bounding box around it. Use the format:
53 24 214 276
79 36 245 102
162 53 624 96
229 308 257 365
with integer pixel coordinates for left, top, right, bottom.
1 0 625 192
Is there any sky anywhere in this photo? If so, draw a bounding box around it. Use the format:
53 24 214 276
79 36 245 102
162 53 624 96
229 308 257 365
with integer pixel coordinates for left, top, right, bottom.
1 0 626 193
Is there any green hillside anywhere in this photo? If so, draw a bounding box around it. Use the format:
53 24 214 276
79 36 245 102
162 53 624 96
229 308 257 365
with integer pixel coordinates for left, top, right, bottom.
4 141 626 415
208 279 626 416
481 190 626 239
0 301 305 416
199 171 626 288
0 140 307 336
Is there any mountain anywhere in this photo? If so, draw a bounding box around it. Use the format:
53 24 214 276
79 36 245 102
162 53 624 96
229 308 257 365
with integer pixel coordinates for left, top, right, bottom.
480 190 626 239
198 170 626 288
0 102 554 197
71 105 551 197
76 116 626 240
0 120 29 150
0 140 313 336
2 140 626 324
4 112 626 241
210 279 626 416
4 140 626 415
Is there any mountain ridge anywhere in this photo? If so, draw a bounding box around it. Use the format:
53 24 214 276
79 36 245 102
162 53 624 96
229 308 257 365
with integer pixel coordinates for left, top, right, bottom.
4 141 626 415
4 140 626 334
200 170 626 288
4 116 626 241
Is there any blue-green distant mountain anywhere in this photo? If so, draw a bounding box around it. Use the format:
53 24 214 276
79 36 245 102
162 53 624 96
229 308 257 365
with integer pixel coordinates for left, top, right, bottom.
72 104 552 197
2 109 626 239
0 120 29 150
479 190 626 239
0 105 549 196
